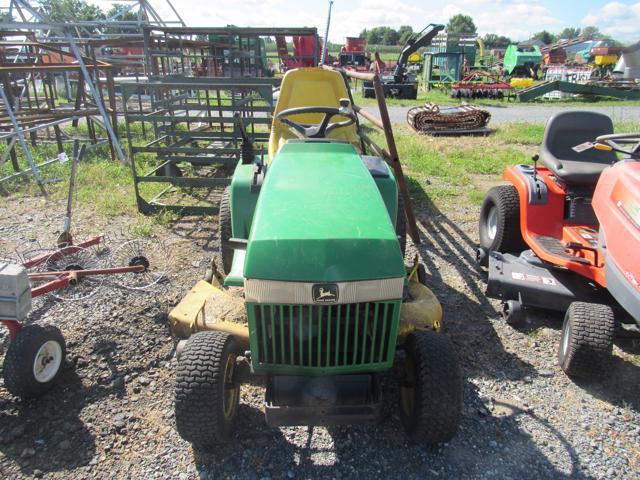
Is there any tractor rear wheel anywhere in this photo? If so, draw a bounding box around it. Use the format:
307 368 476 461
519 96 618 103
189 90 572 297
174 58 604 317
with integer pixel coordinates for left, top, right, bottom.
3 324 66 398
399 331 462 445
558 302 615 379
217 187 233 276
478 185 525 266
174 331 240 450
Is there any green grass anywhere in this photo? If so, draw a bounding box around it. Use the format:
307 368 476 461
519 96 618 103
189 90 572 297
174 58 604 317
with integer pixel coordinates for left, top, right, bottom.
3 119 640 225
368 119 640 212
0 121 171 234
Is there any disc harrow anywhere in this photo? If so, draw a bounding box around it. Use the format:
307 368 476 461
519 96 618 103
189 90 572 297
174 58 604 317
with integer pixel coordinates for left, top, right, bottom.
451 70 514 99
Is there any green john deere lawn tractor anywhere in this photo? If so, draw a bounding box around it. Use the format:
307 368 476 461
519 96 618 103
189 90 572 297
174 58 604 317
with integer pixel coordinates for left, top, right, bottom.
169 67 462 449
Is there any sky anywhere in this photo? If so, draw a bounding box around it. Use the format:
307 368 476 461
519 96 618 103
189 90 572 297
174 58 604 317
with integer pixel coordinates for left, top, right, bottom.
141 0 640 43
34 1 640 44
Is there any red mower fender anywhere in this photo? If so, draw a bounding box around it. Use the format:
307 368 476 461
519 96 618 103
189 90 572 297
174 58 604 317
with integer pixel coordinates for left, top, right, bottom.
503 165 565 246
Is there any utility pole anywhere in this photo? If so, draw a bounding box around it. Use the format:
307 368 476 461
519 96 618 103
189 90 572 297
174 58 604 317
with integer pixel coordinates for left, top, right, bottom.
320 0 334 65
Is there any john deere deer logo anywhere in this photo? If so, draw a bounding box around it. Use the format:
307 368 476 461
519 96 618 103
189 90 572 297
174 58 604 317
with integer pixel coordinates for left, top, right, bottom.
312 284 338 303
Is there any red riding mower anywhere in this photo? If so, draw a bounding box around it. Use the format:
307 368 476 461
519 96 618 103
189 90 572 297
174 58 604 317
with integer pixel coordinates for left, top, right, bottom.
477 111 640 379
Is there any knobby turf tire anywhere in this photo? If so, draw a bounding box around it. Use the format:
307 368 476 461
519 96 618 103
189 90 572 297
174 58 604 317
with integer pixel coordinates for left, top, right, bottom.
174 331 239 450
3 324 66 398
479 185 525 262
558 302 615 379
399 331 463 445
217 187 233 276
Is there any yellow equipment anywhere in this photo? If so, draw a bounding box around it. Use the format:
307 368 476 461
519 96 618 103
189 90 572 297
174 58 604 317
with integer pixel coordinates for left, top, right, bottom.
510 77 535 88
594 55 618 66
268 67 361 160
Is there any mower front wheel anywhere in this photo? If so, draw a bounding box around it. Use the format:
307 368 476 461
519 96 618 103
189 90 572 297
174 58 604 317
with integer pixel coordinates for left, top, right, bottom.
558 302 615 379
398 331 462 445
3 324 66 398
174 331 240 450
478 185 525 266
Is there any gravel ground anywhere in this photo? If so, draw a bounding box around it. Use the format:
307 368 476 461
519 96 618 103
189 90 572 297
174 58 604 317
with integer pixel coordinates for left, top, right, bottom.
365 104 640 125
1 192 639 479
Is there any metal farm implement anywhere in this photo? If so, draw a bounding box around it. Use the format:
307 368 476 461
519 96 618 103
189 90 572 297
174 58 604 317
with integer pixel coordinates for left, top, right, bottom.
1 235 168 398
407 103 492 135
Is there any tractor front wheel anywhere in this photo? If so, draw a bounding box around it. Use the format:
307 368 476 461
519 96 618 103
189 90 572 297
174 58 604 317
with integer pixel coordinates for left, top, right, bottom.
3 324 66 398
398 331 462 445
478 185 525 266
174 331 240 450
558 302 615 379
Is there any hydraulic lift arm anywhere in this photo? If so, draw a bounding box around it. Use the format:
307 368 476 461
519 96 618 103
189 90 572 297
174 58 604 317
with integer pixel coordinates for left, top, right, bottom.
393 24 444 82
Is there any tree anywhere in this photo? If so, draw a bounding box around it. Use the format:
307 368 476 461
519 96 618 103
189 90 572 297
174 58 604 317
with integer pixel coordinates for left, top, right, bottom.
0 11 13 37
482 33 511 49
581 26 601 38
559 27 581 39
359 28 368 40
398 25 413 44
446 14 477 35
382 28 399 46
38 0 105 22
532 30 556 45
366 26 396 45
365 27 382 45
105 3 140 34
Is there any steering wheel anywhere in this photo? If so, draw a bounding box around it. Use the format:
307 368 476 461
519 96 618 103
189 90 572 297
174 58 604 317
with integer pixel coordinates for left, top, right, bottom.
595 133 640 159
274 101 357 139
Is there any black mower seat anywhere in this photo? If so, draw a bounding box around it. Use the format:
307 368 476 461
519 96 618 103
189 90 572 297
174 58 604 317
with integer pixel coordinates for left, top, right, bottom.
540 111 617 186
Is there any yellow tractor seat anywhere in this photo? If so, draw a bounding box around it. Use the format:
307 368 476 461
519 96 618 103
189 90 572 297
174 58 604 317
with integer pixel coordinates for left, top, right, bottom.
268 67 361 161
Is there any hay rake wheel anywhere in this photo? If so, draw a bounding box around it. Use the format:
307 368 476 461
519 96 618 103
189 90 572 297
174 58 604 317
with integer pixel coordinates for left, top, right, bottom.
109 238 170 291
33 246 104 302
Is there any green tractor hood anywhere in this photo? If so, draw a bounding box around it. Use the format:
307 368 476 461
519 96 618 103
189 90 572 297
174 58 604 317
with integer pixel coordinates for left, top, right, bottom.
244 141 405 282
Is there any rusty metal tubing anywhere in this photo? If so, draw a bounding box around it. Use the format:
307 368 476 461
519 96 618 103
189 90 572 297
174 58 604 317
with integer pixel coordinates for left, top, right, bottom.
371 75 421 245
353 104 384 130
322 65 421 244
21 235 104 269
0 319 22 341
28 265 145 282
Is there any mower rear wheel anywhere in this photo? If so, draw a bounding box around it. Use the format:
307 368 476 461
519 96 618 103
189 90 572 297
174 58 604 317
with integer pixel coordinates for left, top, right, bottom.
3 324 66 398
478 185 525 266
174 331 240 450
558 302 615 379
399 331 462 445
217 187 233 276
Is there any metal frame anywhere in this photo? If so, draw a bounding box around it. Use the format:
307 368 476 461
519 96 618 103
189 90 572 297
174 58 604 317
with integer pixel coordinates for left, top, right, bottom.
142 26 319 79
123 26 319 215
122 77 277 215
0 0 186 187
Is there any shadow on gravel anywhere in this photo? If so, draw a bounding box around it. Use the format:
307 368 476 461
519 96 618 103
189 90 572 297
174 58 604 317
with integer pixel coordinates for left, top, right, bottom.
0 370 96 476
507 302 640 412
407 178 538 381
165 214 218 253
189 378 591 479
